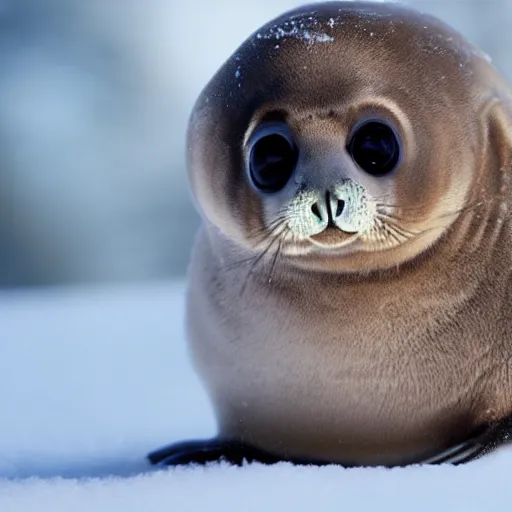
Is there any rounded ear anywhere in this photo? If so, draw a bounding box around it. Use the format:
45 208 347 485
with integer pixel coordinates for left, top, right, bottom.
469 97 512 214
481 98 512 197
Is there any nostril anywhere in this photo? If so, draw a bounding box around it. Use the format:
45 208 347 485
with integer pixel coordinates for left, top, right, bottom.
336 200 345 218
311 203 322 221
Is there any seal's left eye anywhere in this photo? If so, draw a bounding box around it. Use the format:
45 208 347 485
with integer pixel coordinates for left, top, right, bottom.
347 121 400 176
249 122 299 193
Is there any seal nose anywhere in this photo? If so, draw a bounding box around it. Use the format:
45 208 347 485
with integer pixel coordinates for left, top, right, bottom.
311 191 345 226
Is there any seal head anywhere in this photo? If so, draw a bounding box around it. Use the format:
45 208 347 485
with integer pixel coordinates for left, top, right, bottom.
188 1 508 275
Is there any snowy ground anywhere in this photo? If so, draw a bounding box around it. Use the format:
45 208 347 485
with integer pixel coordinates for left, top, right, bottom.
1 280 512 511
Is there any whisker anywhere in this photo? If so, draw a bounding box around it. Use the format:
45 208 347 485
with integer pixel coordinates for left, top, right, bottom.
247 216 288 241
381 223 402 247
224 221 287 272
376 200 485 225
386 225 410 244
267 228 290 286
376 216 439 242
391 225 416 240
375 203 431 212
365 212 418 248
371 198 490 246
239 225 287 297
375 214 420 237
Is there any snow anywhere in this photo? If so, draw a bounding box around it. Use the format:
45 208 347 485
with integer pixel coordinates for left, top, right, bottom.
255 14 335 44
1 280 512 511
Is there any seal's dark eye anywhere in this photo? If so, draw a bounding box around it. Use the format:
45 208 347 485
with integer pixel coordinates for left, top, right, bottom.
347 121 400 176
249 122 299 192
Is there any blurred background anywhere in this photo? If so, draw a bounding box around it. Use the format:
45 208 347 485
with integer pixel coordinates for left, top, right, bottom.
0 0 509 289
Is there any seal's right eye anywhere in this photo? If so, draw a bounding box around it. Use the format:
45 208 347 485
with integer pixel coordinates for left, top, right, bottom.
248 122 299 193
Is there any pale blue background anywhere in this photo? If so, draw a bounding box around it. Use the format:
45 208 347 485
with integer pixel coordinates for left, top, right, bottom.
0 0 508 288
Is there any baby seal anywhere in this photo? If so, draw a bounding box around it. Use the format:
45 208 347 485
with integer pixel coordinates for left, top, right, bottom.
149 1 512 467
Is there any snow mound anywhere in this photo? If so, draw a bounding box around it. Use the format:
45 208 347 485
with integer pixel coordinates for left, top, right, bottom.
0 281 511 511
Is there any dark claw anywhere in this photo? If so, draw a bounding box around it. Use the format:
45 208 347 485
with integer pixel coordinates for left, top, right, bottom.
148 438 283 467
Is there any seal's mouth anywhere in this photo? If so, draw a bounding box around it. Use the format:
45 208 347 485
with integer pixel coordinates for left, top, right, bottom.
308 226 359 248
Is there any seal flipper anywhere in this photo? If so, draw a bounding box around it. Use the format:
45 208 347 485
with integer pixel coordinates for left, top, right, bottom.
421 438 488 465
148 416 512 468
147 438 283 467
422 415 512 466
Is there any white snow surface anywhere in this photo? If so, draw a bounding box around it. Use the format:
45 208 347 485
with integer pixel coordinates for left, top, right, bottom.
1 280 512 511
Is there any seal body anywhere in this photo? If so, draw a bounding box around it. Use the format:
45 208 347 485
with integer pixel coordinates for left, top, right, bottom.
173 2 512 467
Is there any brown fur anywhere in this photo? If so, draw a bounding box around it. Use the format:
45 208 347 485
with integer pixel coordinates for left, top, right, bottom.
185 2 512 465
